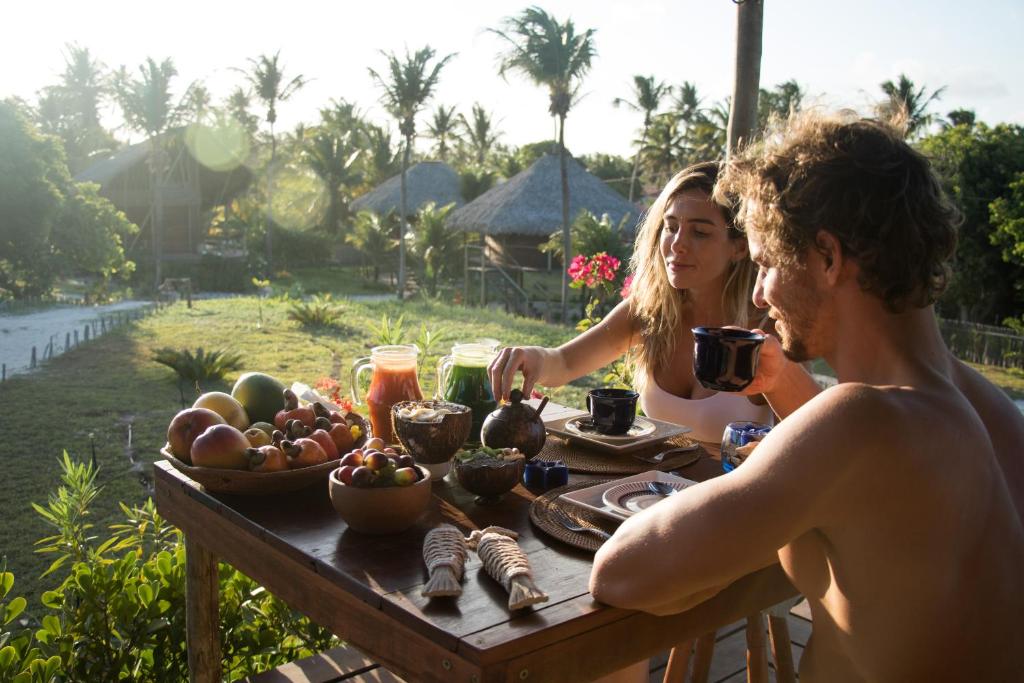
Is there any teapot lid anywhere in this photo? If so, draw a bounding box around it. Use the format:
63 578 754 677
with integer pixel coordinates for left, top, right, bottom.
489 389 544 420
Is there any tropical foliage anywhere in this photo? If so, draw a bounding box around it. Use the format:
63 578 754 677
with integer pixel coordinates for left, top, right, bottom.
410 202 463 296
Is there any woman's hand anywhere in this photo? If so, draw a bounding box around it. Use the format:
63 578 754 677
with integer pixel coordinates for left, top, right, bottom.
489 346 549 402
739 328 787 397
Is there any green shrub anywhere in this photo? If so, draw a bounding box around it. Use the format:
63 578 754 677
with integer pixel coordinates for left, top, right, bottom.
153 347 243 383
286 294 345 328
11 453 340 682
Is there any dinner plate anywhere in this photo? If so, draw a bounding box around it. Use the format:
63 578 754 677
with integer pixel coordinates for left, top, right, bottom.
601 480 689 515
564 415 657 441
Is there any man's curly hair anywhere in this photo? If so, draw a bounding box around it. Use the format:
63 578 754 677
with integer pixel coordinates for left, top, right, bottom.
716 111 960 313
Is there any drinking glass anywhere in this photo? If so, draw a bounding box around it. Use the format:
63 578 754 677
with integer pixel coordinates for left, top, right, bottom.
351 345 423 445
721 421 772 472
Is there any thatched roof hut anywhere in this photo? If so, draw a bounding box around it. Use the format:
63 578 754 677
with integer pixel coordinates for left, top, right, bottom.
448 154 636 268
351 161 463 216
447 154 636 237
75 131 252 257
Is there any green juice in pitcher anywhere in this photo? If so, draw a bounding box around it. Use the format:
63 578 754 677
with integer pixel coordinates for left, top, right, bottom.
437 343 498 443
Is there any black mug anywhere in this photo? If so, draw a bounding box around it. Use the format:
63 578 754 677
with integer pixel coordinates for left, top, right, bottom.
692 327 766 392
586 388 639 435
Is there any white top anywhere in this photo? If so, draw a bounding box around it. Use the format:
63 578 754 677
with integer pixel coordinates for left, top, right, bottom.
639 376 774 444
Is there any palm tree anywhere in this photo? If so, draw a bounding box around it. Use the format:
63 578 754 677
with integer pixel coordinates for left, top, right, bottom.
362 123 401 185
302 129 362 237
426 104 460 162
182 82 212 122
225 86 259 137
687 100 730 163
878 74 946 139
238 51 307 272
491 6 597 323
726 0 763 157
613 75 669 201
347 210 398 283
410 202 462 296
757 79 804 132
672 81 703 127
641 113 686 187
460 103 501 165
114 57 178 288
944 108 976 129
368 46 455 299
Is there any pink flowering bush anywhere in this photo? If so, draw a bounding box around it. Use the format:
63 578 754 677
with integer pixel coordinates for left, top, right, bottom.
567 252 629 332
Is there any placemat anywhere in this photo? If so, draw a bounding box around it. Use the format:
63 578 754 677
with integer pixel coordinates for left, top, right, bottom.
529 479 618 552
539 434 704 474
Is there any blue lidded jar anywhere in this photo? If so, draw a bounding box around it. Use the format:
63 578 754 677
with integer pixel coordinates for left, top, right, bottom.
523 460 569 490
721 421 772 472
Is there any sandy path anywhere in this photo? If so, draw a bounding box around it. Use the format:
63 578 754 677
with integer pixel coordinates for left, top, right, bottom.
0 301 152 379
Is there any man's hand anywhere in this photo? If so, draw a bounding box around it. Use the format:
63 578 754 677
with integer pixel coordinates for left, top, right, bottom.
739 328 787 397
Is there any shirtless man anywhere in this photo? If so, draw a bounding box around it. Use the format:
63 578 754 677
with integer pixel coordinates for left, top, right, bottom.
590 112 1024 681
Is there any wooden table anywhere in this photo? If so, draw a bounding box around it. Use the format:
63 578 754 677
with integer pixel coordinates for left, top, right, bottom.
154 429 796 683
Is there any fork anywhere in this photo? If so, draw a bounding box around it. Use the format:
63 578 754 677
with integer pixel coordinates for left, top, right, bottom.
550 506 612 540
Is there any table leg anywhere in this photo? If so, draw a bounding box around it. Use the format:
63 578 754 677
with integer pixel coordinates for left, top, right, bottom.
767 615 796 683
186 535 222 683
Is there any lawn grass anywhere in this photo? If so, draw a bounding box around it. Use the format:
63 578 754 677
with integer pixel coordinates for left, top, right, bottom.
967 362 1024 399
0 294 594 606
269 265 393 297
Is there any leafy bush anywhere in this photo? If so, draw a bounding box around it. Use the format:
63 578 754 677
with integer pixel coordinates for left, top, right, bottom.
540 210 633 267
153 347 243 383
287 294 345 328
2 453 340 682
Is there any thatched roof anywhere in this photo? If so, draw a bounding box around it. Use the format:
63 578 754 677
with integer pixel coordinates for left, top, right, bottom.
351 161 463 216
447 154 636 236
75 140 150 186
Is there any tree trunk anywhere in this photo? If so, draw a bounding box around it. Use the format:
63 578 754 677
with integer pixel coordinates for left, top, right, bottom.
727 0 764 158
558 114 571 324
266 124 276 274
628 125 648 203
398 135 412 300
151 138 164 290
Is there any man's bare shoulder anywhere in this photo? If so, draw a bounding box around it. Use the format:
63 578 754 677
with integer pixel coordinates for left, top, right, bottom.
952 360 1024 434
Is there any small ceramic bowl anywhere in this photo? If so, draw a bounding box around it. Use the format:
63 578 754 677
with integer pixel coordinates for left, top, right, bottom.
391 400 472 477
328 465 432 534
453 457 525 504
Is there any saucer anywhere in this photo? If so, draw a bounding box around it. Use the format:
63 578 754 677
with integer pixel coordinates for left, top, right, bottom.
601 479 690 515
564 415 656 441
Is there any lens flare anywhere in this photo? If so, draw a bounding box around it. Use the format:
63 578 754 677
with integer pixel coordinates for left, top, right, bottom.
185 119 250 172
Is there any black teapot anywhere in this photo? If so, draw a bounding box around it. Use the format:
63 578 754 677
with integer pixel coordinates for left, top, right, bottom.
480 389 547 459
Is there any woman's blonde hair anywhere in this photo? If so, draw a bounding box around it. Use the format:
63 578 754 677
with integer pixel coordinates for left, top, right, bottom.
628 161 758 391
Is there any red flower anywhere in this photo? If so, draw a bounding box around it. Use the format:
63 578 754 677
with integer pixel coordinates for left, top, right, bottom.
620 274 634 299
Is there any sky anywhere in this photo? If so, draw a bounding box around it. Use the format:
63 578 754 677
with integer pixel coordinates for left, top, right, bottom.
3 0 1023 159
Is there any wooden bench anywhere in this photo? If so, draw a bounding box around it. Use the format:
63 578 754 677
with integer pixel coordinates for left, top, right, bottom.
236 644 405 683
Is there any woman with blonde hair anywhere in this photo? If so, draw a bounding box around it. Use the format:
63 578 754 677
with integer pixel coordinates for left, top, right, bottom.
490 161 772 442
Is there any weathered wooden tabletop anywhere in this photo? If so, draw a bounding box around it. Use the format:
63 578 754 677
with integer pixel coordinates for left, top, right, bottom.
154 406 796 683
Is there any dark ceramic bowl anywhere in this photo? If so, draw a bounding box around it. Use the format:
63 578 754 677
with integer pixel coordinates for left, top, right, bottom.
453 457 525 504
328 465 432 534
391 400 472 474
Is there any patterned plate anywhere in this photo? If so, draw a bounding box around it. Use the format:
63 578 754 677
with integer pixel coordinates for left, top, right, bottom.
601 479 690 516
564 416 657 441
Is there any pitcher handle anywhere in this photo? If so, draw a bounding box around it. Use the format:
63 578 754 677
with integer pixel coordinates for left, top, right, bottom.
351 356 372 405
435 354 454 400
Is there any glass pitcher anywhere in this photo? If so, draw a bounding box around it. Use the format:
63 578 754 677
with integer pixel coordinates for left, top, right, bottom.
352 345 423 445
436 342 498 443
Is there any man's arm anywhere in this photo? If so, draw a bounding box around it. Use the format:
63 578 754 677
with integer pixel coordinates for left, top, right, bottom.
589 383 879 615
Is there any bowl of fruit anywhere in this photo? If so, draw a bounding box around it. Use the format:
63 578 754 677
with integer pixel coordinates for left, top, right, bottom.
452 446 526 504
330 439 433 534
391 400 472 477
161 384 368 495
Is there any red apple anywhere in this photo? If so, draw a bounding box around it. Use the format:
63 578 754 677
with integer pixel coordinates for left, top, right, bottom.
167 408 226 464
309 429 339 460
190 424 250 470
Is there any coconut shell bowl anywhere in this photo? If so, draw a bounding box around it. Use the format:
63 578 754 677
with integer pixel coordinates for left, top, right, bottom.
391 400 472 478
453 456 526 505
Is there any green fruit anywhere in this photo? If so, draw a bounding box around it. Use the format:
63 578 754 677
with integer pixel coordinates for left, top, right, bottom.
231 372 287 425
250 421 276 436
